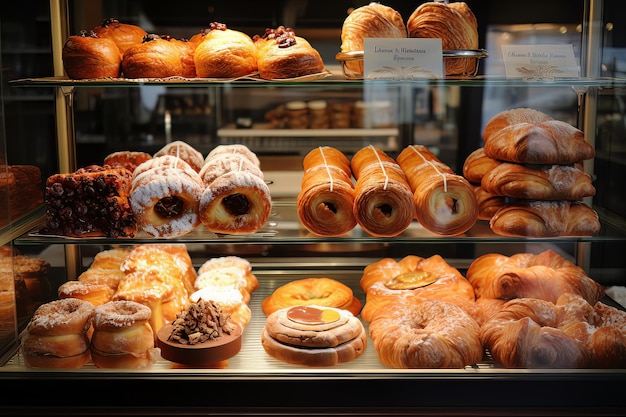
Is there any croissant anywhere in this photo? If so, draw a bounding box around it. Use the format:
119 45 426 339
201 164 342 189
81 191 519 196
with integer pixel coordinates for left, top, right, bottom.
62 30 122 79
351 146 415 237
397 145 477 236
473 185 507 221
194 22 258 78
483 108 553 142
479 297 588 368
407 1 478 75
462 148 501 184
484 120 595 165
297 147 357 236
466 249 604 305
92 18 147 55
122 34 183 79
340 3 407 75
254 26 324 80
489 200 601 237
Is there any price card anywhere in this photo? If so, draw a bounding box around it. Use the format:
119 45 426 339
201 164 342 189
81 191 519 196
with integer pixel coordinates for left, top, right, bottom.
363 38 444 79
501 44 579 80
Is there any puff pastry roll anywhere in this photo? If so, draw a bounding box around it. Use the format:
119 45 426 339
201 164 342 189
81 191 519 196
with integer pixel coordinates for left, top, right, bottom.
489 200 601 237
481 162 596 201
473 186 507 221
297 147 357 236
397 145 478 236
462 148 501 184
351 146 415 237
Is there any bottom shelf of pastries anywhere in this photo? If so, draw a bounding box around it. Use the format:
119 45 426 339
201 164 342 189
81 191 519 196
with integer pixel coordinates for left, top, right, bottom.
4 245 626 372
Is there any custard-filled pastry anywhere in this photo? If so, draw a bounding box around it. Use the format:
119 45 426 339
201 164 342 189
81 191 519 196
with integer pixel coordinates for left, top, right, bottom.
253 26 325 80
351 145 415 237
340 2 407 75
122 34 183 79
62 30 122 79
297 146 357 236
407 1 479 75
397 145 478 236
194 22 258 78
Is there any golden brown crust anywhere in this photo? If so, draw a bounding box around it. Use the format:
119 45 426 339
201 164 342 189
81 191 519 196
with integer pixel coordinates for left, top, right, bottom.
407 2 478 75
254 27 324 80
489 200 601 237
58 280 114 306
462 148 501 184
369 298 483 368
473 186 506 221
194 24 258 78
297 147 356 237
104 151 152 173
351 146 415 237
340 3 407 74
262 277 361 317
153 141 205 173
92 18 147 55
122 35 184 79
170 38 197 78
466 249 604 305
62 31 122 79
483 108 553 142
397 145 477 236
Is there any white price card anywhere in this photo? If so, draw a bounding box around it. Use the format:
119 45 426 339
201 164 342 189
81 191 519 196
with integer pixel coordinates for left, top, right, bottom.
363 38 444 80
501 44 579 80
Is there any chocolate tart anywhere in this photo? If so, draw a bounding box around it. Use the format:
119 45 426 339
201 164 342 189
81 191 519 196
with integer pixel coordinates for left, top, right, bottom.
156 323 242 365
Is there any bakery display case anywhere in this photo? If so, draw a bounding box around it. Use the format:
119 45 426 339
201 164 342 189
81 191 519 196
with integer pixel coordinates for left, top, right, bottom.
2 0 626 415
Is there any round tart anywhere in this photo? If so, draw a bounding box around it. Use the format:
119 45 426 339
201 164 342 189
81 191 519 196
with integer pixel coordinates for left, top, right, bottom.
157 323 242 365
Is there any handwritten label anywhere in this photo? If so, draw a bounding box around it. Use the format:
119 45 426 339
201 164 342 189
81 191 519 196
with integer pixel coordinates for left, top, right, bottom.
363 38 444 80
501 44 579 80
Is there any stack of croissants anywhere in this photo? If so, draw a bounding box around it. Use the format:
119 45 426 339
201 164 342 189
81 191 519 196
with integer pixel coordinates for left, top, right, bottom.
62 19 325 80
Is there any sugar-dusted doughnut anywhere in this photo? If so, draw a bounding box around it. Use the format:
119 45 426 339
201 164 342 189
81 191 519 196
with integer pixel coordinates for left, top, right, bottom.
130 158 203 238
20 298 95 368
262 305 367 367
58 280 114 306
262 277 361 316
206 144 261 168
199 170 271 234
199 153 264 187
154 141 205 173
197 256 259 294
90 300 158 369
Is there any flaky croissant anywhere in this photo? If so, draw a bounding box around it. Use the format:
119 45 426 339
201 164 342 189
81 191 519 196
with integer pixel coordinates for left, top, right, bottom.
483 108 553 142
254 26 324 80
489 200 601 237
340 3 407 75
397 145 477 236
407 1 478 75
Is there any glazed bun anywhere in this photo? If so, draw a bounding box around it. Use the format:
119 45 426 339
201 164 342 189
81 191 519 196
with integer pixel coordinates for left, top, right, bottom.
92 18 147 55
62 30 122 79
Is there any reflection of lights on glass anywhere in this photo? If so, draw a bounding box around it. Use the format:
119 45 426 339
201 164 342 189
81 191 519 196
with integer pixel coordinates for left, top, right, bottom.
606 22 614 31
501 32 511 41
559 26 568 34
576 24 583 33
602 64 608 71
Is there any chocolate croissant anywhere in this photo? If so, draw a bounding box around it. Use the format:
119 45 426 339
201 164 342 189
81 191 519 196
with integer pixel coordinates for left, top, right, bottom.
351 146 415 237
297 147 357 236
397 145 478 236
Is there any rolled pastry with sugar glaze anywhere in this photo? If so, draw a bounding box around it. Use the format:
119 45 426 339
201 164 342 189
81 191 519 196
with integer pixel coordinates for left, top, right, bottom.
462 148 501 185
481 162 596 201
489 200 601 237
206 144 261 168
154 141 204 173
351 146 415 237
297 146 357 236
473 186 506 221
397 145 477 236
200 153 264 187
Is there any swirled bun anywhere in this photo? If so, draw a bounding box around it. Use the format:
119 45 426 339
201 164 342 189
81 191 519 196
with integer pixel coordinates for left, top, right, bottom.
21 298 95 368
262 305 367 366
62 30 122 79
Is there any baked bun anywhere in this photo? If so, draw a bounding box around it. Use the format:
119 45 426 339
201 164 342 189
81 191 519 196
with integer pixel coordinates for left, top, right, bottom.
262 277 361 317
253 26 324 79
104 151 152 173
170 37 198 78
92 18 147 55
262 305 367 367
194 22 258 78
407 1 479 75
122 34 184 79
62 30 122 79
340 3 407 75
